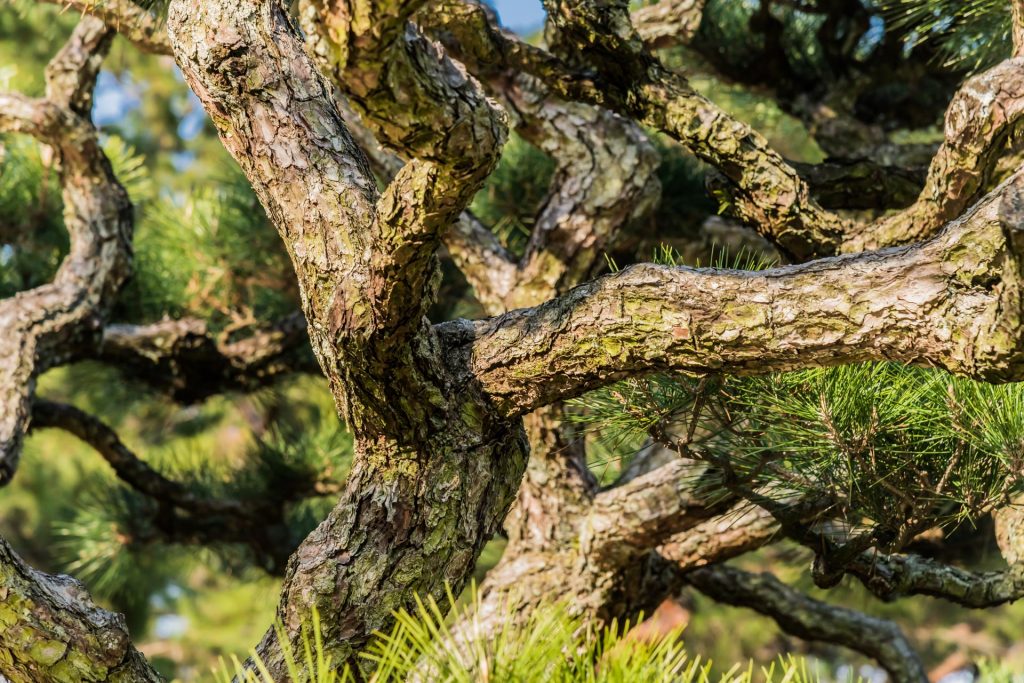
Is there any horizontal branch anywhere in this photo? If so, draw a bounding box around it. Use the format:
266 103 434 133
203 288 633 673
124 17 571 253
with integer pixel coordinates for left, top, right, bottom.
581 460 734 564
442 170 1024 417
659 503 780 570
687 566 927 682
96 312 316 402
839 550 1024 608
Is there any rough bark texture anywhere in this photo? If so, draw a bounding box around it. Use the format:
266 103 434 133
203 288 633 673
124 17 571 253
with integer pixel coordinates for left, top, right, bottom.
454 171 1024 416
0 16 132 485
0 538 160 682
687 566 928 683
166 0 528 675
5 0 1024 678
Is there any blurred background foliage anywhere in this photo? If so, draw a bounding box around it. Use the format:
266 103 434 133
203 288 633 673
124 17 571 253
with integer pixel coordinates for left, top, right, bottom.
1 0 1022 681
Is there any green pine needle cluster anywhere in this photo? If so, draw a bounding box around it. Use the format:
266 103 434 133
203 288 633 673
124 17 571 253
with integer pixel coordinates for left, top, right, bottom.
212 593 832 683
879 0 1011 71
572 358 1024 546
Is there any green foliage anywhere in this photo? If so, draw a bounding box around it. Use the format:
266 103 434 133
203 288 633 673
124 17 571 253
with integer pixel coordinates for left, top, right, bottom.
212 607 348 683
118 165 296 326
880 0 1012 71
572 357 1024 545
211 591 832 683
470 132 555 258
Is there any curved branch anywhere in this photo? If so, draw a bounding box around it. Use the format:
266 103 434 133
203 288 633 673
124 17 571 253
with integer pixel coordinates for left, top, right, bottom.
847 58 1024 252
29 400 331 574
30 400 247 517
445 170 1024 417
0 17 132 485
687 566 928 683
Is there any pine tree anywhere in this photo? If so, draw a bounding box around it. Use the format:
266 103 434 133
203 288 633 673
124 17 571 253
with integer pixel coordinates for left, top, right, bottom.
2 1 1024 682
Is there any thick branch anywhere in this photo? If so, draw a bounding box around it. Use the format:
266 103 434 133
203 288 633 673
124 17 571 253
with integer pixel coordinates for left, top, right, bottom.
581 460 734 565
0 537 161 682
659 503 780 569
687 566 927 683
444 170 1024 417
300 0 508 336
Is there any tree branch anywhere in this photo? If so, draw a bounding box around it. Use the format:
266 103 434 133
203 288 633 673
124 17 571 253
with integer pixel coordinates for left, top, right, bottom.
30 400 247 517
96 313 317 403
0 16 132 485
0 536 161 682
846 58 1024 252
581 460 734 565
300 0 508 337
1013 0 1024 58
443 170 1024 417
838 550 1024 608
659 503 780 569
687 565 928 683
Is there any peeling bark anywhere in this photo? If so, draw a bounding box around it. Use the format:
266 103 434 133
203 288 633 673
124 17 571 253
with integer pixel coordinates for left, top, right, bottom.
0 538 160 682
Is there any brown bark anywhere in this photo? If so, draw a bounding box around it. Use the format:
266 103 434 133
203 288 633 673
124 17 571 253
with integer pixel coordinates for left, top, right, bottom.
687 566 928 682
167 1 529 675
0 537 160 682
0 17 132 482
456 171 1024 416
7 0 1024 678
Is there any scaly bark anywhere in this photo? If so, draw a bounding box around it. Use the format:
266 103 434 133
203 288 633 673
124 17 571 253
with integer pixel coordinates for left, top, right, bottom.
0 17 132 484
454 170 1024 415
167 1 528 676
0 537 160 682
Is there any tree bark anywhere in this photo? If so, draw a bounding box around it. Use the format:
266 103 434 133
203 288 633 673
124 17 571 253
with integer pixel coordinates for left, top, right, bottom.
166 1 530 675
0 537 160 682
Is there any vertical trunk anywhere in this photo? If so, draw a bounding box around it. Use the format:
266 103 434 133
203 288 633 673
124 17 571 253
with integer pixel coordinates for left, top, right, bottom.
503 404 597 552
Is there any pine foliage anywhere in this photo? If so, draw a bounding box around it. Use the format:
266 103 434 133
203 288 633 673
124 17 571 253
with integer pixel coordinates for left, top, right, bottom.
212 593 833 683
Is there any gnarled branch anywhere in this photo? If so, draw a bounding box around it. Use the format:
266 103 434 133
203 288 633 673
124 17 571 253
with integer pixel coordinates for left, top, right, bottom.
445 170 1024 418
0 16 132 485
687 565 928 683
